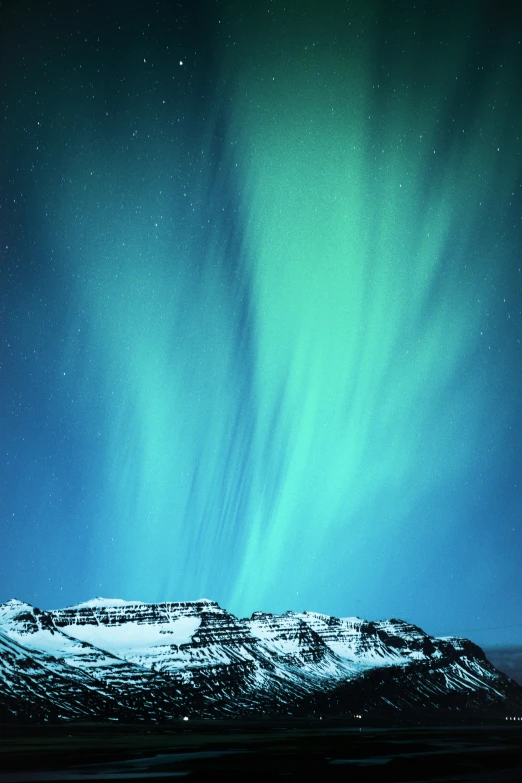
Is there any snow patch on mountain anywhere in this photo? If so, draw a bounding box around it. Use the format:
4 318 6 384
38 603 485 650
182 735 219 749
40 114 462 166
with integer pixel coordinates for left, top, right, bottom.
68 598 146 609
0 600 35 623
61 616 202 653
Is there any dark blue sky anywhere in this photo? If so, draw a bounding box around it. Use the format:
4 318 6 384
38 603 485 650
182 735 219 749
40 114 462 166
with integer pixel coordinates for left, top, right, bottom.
1 0 521 679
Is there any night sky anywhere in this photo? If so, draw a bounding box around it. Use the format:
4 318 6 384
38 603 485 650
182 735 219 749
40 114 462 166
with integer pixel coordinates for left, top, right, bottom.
1 0 521 673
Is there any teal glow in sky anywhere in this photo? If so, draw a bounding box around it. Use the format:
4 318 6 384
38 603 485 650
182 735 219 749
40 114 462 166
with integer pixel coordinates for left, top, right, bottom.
1 0 521 656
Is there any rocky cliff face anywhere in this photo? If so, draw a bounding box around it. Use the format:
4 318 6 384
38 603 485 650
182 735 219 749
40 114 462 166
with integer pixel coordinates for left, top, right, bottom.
0 597 520 722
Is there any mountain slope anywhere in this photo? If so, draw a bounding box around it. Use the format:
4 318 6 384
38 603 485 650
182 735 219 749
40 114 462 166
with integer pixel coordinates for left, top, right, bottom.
0 597 520 722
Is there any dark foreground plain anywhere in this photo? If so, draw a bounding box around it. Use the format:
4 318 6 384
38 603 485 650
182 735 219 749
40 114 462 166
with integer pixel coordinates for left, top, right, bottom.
0 720 521 781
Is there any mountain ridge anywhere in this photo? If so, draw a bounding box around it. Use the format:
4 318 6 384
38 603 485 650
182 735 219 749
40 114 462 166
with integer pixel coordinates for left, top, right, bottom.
1 597 521 723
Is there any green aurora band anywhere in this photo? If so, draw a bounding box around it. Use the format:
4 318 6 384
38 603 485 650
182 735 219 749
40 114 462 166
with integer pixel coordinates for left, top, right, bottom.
224 4 522 622
3 1 521 640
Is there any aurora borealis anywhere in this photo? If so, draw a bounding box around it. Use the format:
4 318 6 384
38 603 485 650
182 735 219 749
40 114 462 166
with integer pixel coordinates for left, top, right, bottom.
1 0 521 664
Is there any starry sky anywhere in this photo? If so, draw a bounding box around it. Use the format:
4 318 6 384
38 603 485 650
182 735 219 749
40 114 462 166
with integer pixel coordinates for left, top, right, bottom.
1 0 521 673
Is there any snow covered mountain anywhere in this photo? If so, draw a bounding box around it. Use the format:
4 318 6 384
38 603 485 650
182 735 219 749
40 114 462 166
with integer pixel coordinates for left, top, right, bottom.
0 597 521 722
